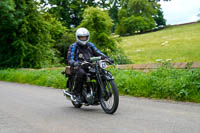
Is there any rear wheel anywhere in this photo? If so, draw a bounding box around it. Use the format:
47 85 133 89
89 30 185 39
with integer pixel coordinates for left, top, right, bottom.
71 101 82 108
100 80 119 114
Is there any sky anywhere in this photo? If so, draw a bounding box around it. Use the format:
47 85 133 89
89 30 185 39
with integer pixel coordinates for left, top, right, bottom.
159 0 200 25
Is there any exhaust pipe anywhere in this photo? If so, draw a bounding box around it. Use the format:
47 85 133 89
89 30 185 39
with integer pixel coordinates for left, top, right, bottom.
63 90 76 102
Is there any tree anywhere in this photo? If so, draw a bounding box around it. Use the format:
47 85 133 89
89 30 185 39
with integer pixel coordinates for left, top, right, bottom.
109 0 167 28
127 0 157 17
148 0 166 26
79 7 116 54
97 0 120 24
154 8 166 26
54 30 76 64
42 12 68 64
40 0 122 30
42 13 66 41
116 0 157 35
0 0 66 68
41 0 97 28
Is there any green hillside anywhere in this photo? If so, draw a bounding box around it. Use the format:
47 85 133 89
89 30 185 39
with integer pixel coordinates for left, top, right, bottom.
119 22 200 64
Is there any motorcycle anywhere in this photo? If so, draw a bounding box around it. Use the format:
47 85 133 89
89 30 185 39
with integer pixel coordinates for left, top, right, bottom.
62 56 119 114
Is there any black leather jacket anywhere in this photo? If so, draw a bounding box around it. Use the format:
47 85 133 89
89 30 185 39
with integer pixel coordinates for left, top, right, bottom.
67 42 107 66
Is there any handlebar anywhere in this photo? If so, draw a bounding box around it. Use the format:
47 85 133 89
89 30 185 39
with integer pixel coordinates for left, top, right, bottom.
90 56 102 62
89 56 114 65
78 57 114 68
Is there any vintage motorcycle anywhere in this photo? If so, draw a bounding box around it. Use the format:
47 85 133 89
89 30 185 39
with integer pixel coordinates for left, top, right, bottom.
62 56 119 114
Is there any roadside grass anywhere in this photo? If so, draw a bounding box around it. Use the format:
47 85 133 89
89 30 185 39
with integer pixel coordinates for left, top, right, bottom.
0 67 200 103
119 22 200 64
0 69 66 89
112 68 200 103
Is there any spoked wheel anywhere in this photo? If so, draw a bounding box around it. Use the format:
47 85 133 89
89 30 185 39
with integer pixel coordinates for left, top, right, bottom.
100 80 119 114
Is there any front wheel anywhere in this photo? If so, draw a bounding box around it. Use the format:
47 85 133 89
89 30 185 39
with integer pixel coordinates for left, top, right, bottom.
100 80 119 114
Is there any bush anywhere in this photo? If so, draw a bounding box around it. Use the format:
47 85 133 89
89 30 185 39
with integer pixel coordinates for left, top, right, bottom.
108 48 133 64
112 67 200 102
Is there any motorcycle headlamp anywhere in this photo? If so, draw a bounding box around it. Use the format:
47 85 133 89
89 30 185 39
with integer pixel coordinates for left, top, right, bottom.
99 61 107 69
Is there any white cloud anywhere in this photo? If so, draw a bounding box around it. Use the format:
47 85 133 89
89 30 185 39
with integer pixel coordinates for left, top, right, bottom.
160 0 200 25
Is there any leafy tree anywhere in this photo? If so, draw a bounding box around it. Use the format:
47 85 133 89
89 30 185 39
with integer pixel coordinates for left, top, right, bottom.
40 0 121 30
148 0 166 26
54 30 76 64
42 13 66 41
97 0 120 24
0 0 26 67
0 0 65 68
79 7 116 54
40 0 169 30
110 0 167 28
41 0 97 28
154 8 166 26
116 0 157 35
41 12 68 65
127 0 157 17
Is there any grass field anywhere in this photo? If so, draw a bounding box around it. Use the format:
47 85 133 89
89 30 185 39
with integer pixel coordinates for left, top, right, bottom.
119 22 200 64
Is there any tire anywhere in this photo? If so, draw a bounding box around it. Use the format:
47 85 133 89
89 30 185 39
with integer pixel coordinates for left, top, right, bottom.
71 101 82 108
100 80 119 114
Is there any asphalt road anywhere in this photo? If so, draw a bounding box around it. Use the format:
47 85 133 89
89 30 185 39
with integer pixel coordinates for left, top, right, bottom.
0 81 200 133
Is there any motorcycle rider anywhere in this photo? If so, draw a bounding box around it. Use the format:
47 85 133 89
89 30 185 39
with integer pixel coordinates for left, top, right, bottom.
67 27 112 103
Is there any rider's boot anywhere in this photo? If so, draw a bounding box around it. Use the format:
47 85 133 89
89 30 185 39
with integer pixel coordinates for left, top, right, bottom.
72 81 83 104
75 95 82 103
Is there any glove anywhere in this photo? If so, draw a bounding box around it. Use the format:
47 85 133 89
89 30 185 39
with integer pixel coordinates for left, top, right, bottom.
73 61 80 67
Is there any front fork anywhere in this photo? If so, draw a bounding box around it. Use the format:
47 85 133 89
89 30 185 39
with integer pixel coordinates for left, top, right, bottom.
96 68 107 98
96 69 114 98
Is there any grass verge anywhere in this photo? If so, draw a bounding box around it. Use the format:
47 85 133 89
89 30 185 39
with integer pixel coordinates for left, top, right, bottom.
0 69 66 89
0 68 200 103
